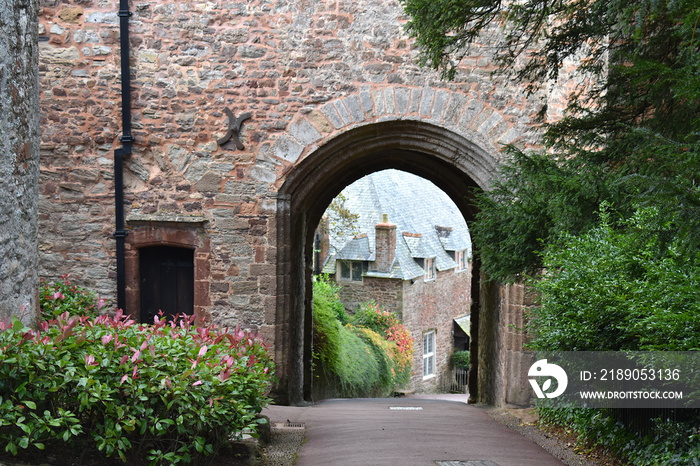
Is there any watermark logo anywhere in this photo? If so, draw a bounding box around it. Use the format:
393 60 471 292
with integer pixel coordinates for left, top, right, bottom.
529 359 568 398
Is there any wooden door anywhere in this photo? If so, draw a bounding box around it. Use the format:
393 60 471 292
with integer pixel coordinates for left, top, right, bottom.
139 246 194 323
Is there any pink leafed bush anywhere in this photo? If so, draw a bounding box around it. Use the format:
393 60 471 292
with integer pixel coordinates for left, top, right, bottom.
0 311 275 464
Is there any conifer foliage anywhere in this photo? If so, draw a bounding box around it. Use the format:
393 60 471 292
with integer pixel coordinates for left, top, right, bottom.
401 0 700 282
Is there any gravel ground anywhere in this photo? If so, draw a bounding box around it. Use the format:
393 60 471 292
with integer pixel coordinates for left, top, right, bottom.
257 422 306 466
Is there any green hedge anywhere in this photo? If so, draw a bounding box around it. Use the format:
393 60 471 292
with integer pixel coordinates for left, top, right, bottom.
312 277 413 397
529 207 700 463
0 312 274 464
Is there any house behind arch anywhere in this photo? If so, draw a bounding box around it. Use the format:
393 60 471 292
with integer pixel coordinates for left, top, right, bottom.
319 169 472 392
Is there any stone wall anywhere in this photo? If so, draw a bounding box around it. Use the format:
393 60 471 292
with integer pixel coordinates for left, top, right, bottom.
36 0 551 402
0 0 40 324
336 276 404 316
501 283 537 406
38 1 539 303
402 267 472 392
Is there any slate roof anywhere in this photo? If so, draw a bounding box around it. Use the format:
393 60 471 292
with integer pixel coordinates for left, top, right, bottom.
402 234 431 259
322 169 472 280
336 234 375 261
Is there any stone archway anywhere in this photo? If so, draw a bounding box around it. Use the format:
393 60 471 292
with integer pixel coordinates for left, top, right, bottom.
274 119 503 404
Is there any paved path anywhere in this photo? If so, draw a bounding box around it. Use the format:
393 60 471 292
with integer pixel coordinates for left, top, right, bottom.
264 395 565 466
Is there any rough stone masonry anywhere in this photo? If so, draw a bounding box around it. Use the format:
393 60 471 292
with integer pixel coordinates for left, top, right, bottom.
35 0 562 403
0 0 40 324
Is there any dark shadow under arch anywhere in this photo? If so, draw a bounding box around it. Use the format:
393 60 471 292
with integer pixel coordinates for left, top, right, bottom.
275 120 498 404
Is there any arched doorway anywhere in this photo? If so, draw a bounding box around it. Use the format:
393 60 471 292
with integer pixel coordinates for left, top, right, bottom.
275 119 501 405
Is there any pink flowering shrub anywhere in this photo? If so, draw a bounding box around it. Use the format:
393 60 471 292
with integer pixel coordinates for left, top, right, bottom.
39 275 106 321
0 312 274 464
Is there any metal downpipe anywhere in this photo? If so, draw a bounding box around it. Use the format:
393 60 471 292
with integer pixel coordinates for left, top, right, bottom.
114 0 133 312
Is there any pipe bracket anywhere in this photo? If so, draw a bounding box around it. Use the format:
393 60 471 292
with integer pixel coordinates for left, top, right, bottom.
217 108 252 150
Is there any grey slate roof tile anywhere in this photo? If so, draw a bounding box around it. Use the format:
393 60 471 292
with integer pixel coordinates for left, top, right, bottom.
324 169 472 280
336 235 375 261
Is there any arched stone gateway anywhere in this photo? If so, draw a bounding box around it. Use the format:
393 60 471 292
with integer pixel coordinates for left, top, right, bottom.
271 89 530 404
36 0 543 406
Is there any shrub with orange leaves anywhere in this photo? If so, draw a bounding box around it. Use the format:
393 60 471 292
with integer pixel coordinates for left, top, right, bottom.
351 301 414 385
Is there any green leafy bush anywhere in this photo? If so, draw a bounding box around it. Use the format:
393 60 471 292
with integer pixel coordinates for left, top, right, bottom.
350 301 398 334
312 279 381 397
529 207 700 351
312 278 344 374
0 312 274 464
529 206 700 463
332 327 383 397
538 406 700 466
451 350 470 370
312 279 414 396
350 301 414 384
348 326 397 393
312 301 381 396
39 275 106 321
313 275 349 324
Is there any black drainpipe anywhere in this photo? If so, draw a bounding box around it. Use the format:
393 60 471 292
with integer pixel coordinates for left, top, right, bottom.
114 0 133 312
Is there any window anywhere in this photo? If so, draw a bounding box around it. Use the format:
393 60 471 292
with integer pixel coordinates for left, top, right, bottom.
455 250 468 272
423 330 436 379
338 260 363 281
424 257 436 281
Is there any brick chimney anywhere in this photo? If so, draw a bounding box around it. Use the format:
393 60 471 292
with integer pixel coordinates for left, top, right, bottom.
373 213 396 273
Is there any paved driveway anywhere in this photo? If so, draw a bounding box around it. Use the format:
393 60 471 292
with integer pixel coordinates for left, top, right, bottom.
265 396 565 466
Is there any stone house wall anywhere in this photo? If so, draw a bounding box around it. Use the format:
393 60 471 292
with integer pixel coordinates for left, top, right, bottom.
336 276 404 317
402 266 472 392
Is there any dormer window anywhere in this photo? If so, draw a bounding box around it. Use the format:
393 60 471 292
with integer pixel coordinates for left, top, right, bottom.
339 260 363 282
424 257 436 281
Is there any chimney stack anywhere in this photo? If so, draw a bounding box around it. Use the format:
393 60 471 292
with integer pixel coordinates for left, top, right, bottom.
374 213 396 273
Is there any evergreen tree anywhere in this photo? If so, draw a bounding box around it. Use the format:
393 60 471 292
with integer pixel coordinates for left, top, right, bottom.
401 0 700 281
